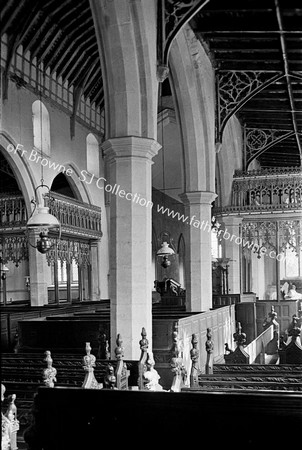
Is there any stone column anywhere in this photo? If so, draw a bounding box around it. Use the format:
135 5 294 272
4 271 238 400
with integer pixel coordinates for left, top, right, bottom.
28 231 49 306
221 216 243 294
179 191 217 312
102 136 160 360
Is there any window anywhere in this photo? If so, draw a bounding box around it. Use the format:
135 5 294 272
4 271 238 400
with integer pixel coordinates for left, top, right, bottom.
32 100 51 155
86 133 99 176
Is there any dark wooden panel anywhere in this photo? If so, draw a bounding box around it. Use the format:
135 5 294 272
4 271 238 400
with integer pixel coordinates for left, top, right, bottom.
24 387 302 449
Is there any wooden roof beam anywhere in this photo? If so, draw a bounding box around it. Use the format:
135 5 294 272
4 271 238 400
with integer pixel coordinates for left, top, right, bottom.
1 0 25 35
275 0 302 159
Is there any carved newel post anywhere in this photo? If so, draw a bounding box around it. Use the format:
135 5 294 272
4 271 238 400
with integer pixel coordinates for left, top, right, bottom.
138 327 149 390
170 321 187 392
224 322 249 364
43 351 57 388
205 328 214 374
82 342 103 389
190 333 199 386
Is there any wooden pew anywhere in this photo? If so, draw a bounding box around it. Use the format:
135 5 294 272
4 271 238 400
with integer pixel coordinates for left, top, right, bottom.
23 387 302 449
183 328 302 393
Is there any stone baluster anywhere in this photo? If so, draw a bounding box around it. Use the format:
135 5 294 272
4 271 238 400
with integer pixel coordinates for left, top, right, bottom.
170 321 187 392
190 333 199 386
224 322 249 364
138 327 149 390
82 342 103 389
205 328 214 374
104 364 116 389
43 351 57 388
114 334 130 390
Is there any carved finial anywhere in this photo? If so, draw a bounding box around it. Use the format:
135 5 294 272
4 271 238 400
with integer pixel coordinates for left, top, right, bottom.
6 394 17 421
143 351 163 391
225 343 233 354
115 334 124 361
2 386 20 448
82 343 103 389
43 351 57 388
104 363 116 389
233 322 246 347
98 331 110 359
205 328 214 374
263 305 279 329
1 383 5 401
170 321 187 392
171 321 180 358
190 334 199 386
288 315 301 340
83 342 96 371
205 328 214 354
138 327 149 390
190 334 199 365
139 327 149 353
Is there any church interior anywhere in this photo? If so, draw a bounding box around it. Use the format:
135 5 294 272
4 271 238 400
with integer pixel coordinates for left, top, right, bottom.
1 0 302 448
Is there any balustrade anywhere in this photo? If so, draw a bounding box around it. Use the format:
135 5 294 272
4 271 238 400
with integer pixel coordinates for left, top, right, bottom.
0 193 102 239
0 195 27 228
214 167 302 215
45 192 102 238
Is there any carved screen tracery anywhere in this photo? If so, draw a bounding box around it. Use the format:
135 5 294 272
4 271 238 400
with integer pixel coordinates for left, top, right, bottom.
241 219 302 259
46 238 91 267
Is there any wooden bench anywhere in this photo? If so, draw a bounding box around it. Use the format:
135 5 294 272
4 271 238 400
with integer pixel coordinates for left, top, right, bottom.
182 324 302 393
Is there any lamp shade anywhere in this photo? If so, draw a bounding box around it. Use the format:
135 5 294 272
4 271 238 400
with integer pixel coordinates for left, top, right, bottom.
0 264 9 273
157 241 175 256
26 205 60 229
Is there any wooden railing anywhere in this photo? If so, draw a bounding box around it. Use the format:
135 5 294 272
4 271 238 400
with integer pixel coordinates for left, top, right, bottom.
45 192 102 238
0 193 102 238
214 167 302 215
0 194 27 228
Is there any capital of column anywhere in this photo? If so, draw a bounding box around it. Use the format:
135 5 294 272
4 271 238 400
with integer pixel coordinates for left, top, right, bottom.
101 136 161 162
179 191 217 206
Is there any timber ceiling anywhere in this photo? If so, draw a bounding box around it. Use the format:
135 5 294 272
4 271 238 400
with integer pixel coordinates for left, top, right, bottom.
190 0 302 168
1 0 301 169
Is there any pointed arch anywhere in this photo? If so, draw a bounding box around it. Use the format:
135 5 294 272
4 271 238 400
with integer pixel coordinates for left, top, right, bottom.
0 132 36 214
